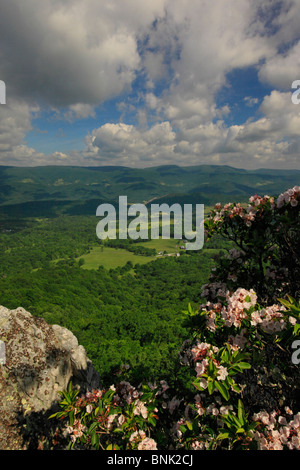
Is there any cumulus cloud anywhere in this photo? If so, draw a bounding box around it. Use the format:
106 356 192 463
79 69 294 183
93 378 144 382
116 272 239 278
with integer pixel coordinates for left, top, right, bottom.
0 100 45 165
259 40 300 90
0 0 148 107
0 100 85 166
85 121 176 166
63 104 96 123
84 87 300 169
0 0 300 169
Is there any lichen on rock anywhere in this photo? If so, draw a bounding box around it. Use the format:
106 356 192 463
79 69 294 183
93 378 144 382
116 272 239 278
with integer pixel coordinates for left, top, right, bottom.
0 305 101 450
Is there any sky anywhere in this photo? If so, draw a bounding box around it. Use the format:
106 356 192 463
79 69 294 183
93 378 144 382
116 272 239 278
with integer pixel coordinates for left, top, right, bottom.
0 0 300 170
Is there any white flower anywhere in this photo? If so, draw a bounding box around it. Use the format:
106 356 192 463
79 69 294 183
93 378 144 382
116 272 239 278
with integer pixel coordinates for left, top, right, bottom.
133 400 148 419
137 437 157 450
217 365 228 381
118 414 126 426
86 404 93 414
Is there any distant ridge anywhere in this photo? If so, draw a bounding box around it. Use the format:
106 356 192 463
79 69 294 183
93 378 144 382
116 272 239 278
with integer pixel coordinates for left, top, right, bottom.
0 164 299 217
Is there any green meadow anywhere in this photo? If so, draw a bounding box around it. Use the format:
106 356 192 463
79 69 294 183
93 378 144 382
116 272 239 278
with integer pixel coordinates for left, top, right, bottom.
76 238 185 270
77 246 156 270
134 237 181 254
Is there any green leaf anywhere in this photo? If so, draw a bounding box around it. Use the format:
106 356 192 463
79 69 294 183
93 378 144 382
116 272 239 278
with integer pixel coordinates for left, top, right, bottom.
148 417 157 427
238 400 244 423
215 380 230 401
186 421 193 431
207 379 215 395
217 432 230 440
88 422 98 433
98 400 103 414
236 427 245 433
231 413 243 428
69 409 75 426
294 324 300 334
230 381 241 393
179 424 187 434
237 361 251 370
91 432 99 448
107 443 120 450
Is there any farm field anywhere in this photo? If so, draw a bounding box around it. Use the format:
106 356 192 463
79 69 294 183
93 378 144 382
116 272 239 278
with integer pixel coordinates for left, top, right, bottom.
76 238 184 270
77 246 156 270
134 237 181 254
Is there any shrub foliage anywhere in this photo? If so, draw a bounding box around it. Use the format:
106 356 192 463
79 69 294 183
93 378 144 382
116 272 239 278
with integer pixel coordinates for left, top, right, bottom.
51 186 300 450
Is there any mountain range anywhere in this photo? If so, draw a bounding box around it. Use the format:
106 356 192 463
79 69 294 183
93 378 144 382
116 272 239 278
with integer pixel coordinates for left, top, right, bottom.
0 164 299 217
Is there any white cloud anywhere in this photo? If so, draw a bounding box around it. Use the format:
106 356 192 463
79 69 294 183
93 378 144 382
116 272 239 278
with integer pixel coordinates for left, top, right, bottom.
244 97 260 107
0 0 149 107
83 87 300 169
0 100 45 165
259 40 300 90
145 0 276 125
0 100 81 166
1 0 300 169
63 104 96 122
87 121 176 166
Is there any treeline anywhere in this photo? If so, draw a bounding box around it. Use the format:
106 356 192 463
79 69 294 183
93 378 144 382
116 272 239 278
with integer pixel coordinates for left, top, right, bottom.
0 214 231 386
0 252 215 385
0 216 100 275
104 238 156 256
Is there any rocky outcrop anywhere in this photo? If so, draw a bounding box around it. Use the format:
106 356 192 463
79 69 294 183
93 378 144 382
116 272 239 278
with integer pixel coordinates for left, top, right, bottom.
0 305 101 450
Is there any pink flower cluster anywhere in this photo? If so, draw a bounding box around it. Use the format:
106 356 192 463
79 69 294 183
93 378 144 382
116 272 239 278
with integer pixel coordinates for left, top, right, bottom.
221 288 257 328
212 202 244 223
77 388 103 407
137 437 157 450
113 381 150 420
276 186 300 208
129 430 157 450
208 195 274 229
191 341 228 384
107 413 125 430
65 419 87 443
253 409 300 450
114 380 142 406
197 287 297 343
201 281 227 301
172 395 234 449
250 304 293 334
228 329 248 350
133 399 148 419
200 287 257 330
194 394 233 418
207 186 299 233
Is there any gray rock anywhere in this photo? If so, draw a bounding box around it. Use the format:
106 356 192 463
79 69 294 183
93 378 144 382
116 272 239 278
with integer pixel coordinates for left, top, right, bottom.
0 305 101 450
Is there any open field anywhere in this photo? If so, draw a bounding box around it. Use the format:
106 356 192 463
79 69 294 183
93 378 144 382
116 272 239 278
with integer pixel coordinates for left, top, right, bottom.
77 246 156 270
134 237 181 253
76 238 183 270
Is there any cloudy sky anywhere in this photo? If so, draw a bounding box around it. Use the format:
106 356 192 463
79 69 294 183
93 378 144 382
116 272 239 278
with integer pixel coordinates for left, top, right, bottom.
0 0 300 169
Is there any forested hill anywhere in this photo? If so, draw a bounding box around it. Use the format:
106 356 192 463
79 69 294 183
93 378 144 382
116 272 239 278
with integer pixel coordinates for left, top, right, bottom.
1 164 300 217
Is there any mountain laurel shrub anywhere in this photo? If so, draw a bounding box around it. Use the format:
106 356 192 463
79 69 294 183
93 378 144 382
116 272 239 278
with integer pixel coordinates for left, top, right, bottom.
51 186 300 450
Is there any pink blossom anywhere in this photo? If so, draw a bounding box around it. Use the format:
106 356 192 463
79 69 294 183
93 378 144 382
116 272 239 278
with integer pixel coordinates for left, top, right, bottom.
199 378 208 389
217 365 228 381
86 404 93 414
133 400 148 419
168 397 181 414
137 437 157 450
129 430 146 442
107 413 118 430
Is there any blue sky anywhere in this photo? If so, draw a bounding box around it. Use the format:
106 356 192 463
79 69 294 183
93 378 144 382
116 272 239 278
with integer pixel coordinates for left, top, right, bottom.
0 0 300 169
